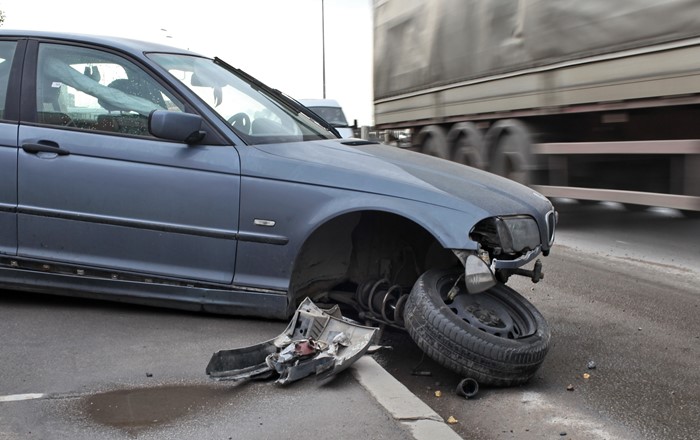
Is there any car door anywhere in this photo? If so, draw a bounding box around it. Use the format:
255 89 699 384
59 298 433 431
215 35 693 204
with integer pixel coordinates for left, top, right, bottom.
17 40 241 284
0 40 19 257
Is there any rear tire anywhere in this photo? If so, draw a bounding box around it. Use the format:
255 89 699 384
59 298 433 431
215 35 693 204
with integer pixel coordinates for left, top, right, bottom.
403 269 550 386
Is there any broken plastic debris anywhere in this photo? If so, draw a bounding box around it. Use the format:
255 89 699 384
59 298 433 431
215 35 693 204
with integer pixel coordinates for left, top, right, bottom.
205 298 378 385
447 416 458 424
434 390 442 397
587 360 597 370
583 373 591 379
366 345 392 354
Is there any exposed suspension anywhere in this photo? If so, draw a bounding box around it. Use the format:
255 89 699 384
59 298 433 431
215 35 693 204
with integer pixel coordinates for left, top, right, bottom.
355 278 410 329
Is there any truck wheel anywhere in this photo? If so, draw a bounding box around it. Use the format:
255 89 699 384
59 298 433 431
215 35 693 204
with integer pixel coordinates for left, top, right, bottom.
403 269 550 386
486 119 533 184
447 122 486 169
418 125 450 159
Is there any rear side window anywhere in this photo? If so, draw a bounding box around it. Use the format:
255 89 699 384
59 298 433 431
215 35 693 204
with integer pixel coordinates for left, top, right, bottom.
35 43 184 137
0 41 17 119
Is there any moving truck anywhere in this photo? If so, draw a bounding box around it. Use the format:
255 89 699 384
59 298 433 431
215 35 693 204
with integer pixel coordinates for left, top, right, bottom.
373 0 700 213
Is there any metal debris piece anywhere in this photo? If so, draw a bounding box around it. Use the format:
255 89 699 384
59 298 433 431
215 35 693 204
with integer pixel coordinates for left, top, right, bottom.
205 298 378 385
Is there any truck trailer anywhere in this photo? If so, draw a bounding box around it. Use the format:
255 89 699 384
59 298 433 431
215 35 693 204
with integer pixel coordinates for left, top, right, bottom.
373 0 700 213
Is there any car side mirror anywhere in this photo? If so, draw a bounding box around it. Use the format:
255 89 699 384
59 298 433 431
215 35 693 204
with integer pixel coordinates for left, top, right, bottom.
149 110 206 144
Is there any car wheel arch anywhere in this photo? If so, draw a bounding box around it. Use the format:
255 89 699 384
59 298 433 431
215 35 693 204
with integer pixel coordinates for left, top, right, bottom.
286 209 461 311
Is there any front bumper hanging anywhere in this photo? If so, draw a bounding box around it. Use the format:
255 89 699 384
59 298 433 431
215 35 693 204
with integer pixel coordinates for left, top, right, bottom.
205 298 378 385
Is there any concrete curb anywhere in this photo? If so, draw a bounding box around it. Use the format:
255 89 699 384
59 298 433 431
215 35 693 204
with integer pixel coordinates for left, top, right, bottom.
351 356 463 440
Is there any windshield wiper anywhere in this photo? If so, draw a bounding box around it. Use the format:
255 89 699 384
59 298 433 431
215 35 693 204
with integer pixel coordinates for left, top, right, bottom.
213 57 341 138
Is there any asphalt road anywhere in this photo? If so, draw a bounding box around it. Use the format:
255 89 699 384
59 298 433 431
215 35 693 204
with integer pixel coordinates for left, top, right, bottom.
0 293 411 440
1 201 698 439
376 201 700 440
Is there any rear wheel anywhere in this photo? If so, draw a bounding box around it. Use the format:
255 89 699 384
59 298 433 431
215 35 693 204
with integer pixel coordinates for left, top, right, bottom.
403 269 550 386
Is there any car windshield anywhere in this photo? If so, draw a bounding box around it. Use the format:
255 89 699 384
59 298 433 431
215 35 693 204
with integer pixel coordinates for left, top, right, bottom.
147 53 337 145
307 106 349 127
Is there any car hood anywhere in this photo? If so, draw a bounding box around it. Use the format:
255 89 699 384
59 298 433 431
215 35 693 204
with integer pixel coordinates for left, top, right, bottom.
248 139 552 218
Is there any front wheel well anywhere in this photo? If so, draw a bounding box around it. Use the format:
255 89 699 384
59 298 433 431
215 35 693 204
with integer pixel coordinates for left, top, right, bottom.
288 210 459 309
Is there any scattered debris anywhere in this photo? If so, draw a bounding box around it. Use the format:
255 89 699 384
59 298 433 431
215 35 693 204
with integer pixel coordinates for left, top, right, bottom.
455 377 479 399
447 416 459 424
434 390 442 398
566 384 575 391
205 298 378 385
366 345 392 354
583 373 591 380
587 360 597 370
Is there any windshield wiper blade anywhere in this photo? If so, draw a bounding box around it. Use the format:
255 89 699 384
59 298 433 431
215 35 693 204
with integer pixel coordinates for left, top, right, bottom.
213 57 341 138
341 140 379 146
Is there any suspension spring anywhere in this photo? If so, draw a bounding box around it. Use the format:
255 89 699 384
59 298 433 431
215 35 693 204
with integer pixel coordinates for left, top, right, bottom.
355 279 409 328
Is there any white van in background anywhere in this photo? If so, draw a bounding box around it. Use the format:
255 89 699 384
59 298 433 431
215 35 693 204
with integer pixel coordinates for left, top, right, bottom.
299 99 356 138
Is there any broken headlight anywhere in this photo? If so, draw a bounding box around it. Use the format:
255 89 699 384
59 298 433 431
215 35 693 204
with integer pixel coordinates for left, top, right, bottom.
470 215 541 258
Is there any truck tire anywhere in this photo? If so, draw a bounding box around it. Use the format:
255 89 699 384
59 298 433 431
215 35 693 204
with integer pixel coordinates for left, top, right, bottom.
447 122 486 169
485 119 534 184
403 269 550 386
417 125 450 159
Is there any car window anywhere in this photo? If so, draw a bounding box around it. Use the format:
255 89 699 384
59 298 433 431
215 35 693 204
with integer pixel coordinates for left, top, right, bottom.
148 53 337 145
36 43 185 137
0 41 17 119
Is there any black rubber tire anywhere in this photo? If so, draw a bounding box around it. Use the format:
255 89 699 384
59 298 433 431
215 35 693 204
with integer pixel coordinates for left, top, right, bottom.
447 122 486 169
403 269 550 386
485 119 533 185
418 126 450 159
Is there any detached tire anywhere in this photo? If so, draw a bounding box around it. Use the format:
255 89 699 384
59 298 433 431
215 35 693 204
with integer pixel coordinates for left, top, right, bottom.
403 270 550 386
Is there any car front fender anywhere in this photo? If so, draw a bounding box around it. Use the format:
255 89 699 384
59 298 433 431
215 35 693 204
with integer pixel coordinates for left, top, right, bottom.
232 175 484 292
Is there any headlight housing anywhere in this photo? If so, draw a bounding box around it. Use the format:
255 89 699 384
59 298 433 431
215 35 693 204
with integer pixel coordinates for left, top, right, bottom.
470 215 541 257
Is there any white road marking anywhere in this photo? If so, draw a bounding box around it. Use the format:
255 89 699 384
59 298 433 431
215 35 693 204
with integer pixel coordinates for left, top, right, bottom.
0 393 46 402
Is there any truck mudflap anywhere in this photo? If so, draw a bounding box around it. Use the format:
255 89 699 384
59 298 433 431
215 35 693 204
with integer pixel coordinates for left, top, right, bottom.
205 298 379 385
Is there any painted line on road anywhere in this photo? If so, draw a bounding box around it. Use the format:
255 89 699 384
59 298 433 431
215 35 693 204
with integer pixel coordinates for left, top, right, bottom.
0 393 46 402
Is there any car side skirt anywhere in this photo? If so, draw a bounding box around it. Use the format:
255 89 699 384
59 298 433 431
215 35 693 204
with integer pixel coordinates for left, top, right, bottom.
0 263 289 319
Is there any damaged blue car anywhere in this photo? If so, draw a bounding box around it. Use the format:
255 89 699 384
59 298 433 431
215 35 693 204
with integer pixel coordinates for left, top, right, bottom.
0 31 556 385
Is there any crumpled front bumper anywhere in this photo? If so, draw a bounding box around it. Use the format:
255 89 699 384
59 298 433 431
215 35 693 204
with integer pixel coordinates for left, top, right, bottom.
205 298 378 385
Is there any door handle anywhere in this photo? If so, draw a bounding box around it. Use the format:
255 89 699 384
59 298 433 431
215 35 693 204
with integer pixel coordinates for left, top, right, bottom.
22 143 70 156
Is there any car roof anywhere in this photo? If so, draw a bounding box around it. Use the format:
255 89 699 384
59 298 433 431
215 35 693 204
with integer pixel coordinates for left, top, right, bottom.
0 29 200 57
